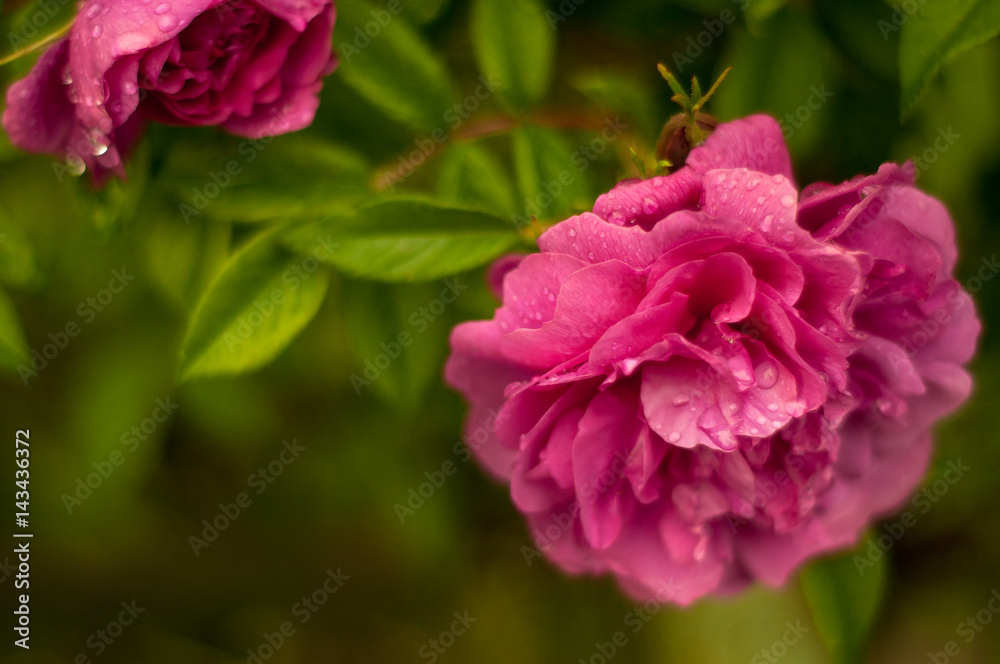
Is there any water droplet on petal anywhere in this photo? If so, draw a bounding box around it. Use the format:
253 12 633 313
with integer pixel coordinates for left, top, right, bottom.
641 196 658 214
766 403 778 412
756 195 766 205
568 228 576 237
784 401 805 417
771 174 784 184
611 211 625 223
780 193 796 208
66 153 86 176
761 214 774 232
672 394 690 406
668 432 681 443
747 176 762 189
754 359 778 389
85 2 101 18
90 24 103 37
157 14 178 31
771 420 783 428
154 2 170 13
60 66 73 85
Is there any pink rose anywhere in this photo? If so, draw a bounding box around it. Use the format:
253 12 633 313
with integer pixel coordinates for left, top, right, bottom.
444 116 979 604
2 0 337 180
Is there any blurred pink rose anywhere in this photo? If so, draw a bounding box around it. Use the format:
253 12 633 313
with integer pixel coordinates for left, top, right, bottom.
2 0 337 180
445 115 979 604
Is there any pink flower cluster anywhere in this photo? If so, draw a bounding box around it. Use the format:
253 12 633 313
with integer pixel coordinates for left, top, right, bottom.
3 0 337 180
446 115 979 604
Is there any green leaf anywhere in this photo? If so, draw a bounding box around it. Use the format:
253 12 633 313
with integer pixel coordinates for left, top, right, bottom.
0 1 73 67
283 198 519 282
408 0 452 23
571 69 660 141
178 231 330 381
512 125 592 221
470 0 555 113
899 0 1000 118
0 288 29 371
335 0 454 131
436 143 517 214
341 280 448 408
799 544 887 663
163 135 370 224
144 211 231 312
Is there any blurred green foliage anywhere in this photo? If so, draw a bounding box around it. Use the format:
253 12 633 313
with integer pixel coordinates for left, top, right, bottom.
1 0 999 662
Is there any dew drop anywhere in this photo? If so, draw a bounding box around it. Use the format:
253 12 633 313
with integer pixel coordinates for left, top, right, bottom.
771 420 783 428
766 403 778 412
756 416 766 425
756 195 766 205
754 359 778 389
784 401 805 417
761 214 774 232
588 251 595 260
641 196 658 214
750 427 759 435
154 1 170 13
672 394 690 407
668 432 681 443
60 65 73 85
771 174 784 184
66 153 86 176
747 176 762 189
568 228 576 237
780 193 796 208
90 24 103 38
157 14 178 31
85 2 101 18
611 211 625 223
